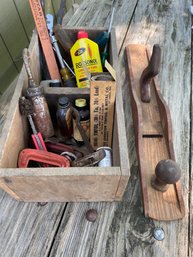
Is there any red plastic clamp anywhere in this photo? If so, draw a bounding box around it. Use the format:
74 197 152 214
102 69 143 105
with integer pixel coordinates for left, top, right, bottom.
18 148 70 168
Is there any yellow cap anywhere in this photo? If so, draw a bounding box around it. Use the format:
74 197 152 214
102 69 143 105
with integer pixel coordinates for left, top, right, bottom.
75 98 86 107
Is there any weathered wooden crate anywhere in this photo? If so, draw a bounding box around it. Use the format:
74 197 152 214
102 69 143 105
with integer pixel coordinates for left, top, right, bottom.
0 27 130 202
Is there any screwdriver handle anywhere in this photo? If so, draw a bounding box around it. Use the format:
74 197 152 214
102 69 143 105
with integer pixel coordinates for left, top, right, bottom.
60 68 76 87
101 51 108 66
32 133 47 151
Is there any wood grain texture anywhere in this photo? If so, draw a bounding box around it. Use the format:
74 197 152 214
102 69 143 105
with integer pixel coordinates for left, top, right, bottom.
0 27 128 202
143 137 183 220
0 36 18 95
56 12 131 202
119 0 190 255
190 63 193 256
0 167 121 202
50 0 191 256
0 191 67 257
90 81 116 149
0 28 68 255
0 77 17 133
126 44 185 220
0 0 191 256
62 0 138 53
0 32 39 170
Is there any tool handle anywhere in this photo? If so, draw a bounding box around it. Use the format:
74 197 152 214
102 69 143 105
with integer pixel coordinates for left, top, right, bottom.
60 68 76 87
94 32 108 48
101 51 108 66
45 141 74 154
29 0 61 81
140 44 161 102
23 49 33 80
151 159 181 192
72 107 94 153
32 133 48 167
101 1 115 66
71 149 105 167
32 133 47 151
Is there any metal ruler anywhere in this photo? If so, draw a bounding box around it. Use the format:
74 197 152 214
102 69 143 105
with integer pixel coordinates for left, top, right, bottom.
29 0 61 81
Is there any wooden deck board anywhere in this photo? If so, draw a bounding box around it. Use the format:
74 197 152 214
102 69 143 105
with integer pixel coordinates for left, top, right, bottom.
0 0 192 256
53 0 191 256
62 0 138 53
189 29 193 256
0 189 67 257
119 0 191 255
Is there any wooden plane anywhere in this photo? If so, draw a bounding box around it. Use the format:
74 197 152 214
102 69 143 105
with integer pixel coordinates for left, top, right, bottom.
126 44 185 221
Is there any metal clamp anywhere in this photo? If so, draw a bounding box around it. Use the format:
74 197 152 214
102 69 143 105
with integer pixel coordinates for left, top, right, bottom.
18 148 70 168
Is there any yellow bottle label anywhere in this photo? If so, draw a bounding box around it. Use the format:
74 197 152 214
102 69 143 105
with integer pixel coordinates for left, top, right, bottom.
70 38 103 88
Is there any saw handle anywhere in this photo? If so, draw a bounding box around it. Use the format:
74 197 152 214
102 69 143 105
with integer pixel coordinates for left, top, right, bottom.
140 44 161 103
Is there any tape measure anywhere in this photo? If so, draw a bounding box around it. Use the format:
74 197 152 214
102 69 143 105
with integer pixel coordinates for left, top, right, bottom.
29 0 61 81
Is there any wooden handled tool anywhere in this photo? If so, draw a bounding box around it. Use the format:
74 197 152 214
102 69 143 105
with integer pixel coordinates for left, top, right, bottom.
44 0 76 87
126 44 185 221
29 0 61 81
140 44 161 102
71 107 94 153
151 159 181 192
19 97 47 152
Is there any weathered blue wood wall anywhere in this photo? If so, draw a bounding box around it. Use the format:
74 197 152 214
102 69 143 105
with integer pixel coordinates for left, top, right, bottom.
0 0 81 95
0 0 34 95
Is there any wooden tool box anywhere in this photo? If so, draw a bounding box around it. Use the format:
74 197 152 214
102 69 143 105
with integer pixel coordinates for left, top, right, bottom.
0 28 130 202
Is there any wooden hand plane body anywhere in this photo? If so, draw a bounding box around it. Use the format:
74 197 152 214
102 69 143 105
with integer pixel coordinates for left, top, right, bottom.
126 44 185 221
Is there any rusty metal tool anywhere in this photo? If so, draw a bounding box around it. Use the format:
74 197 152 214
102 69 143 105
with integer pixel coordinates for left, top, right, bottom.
18 148 70 168
23 48 54 139
71 148 106 167
19 97 47 151
44 138 89 158
45 140 84 158
126 44 185 221
18 148 105 168
45 140 75 155
71 107 94 154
